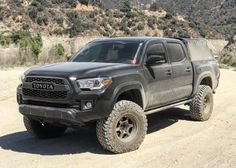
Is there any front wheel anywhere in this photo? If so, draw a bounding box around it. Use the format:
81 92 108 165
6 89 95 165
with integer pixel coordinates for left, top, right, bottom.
190 85 214 121
96 100 147 153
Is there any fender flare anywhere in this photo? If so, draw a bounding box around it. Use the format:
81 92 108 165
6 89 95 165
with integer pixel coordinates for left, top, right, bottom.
110 81 147 110
193 71 212 95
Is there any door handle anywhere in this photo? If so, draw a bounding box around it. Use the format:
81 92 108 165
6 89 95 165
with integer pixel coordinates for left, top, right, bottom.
165 69 172 75
186 67 191 72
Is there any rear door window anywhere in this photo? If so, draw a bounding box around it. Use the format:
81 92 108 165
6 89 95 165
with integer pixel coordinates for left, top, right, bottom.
167 43 185 62
146 43 167 63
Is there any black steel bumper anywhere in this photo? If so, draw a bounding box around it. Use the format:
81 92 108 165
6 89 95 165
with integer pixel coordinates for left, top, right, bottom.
19 104 103 125
17 82 115 125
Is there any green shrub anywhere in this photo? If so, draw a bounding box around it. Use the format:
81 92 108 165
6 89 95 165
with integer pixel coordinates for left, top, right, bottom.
147 16 157 29
189 22 196 28
164 29 173 36
0 35 11 46
10 30 31 44
40 15 48 25
89 11 96 19
137 22 144 30
111 22 119 30
66 11 95 37
108 17 114 26
165 12 173 19
67 11 79 21
150 2 159 11
31 1 39 7
113 10 122 18
100 18 108 27
127 20 134 28
199 27 207 37
51 0 63 4
54 43 65 58
35 0 52 7
10 30 43 63
221 55 232 65
177 29 190 38
53 28 64 35
67 0 78 8
48 9 56 16
120 0 131 13
130 30 138 36
36 16 43 25
22 19 31 30
125 11 136 19
120 20 128 32
219 63 230 69
56 17 64 25
30 35 43 59
28 8 38 21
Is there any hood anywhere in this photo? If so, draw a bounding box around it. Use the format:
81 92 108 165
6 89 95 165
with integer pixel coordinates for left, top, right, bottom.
26 62 133 78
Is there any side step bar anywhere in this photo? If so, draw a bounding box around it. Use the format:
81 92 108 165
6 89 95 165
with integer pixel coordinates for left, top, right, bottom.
145 99 192 115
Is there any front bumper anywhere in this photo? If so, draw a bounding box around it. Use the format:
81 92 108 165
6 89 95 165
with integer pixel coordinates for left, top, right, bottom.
19 104 100 125
17 81 115 125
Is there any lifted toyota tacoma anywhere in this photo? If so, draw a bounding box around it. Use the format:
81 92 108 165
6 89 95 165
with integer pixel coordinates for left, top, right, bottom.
17 37 220 153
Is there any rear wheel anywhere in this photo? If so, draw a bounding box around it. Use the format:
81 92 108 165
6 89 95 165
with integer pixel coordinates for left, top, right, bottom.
23 116 67 138
190 85 213 121
96 100 147 153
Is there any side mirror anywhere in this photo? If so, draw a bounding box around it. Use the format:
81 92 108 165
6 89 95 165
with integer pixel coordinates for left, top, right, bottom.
146 55 165 66
67 56 72 61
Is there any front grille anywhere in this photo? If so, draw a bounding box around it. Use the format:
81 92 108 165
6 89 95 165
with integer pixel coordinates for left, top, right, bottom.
23 88 68 99
22 76 70 100
25 77 64 85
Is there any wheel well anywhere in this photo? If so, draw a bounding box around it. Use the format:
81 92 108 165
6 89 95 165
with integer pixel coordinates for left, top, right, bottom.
200 77 212 88
117 89 143 109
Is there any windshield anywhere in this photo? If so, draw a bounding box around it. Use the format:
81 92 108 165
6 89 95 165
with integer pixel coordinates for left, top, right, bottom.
71 41 143 64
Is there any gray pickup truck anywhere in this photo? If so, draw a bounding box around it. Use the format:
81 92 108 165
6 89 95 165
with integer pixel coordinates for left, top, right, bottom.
17 37 220 153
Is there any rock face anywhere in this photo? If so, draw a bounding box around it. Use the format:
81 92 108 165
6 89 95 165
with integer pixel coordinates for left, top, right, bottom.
207 39 228 56
220 36 236 66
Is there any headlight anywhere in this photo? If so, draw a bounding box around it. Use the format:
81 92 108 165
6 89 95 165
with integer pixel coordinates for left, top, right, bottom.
76 77 112 90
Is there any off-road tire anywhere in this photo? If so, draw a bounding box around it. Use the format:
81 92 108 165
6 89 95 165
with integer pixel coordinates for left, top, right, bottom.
190 85 213 121
23 116 67 138
96 100 147 153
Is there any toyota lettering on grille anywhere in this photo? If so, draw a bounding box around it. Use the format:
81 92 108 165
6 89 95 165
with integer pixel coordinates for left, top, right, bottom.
32 83 54 90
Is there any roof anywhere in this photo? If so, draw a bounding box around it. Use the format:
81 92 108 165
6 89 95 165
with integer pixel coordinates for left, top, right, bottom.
91 37 182 43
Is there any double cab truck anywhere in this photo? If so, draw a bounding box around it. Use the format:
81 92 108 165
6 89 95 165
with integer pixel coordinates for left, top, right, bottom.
17 37 220 153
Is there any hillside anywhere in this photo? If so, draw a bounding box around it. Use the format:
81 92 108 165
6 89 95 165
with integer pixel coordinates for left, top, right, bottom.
0 0 222 38
101 0 235 39
152 0 236 38
0 0 233 67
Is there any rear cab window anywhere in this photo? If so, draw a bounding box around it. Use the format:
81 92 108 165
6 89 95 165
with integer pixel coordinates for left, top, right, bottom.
167 43 186 63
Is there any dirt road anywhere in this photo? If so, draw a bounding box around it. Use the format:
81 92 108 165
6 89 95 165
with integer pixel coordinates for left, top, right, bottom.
0 68 236 168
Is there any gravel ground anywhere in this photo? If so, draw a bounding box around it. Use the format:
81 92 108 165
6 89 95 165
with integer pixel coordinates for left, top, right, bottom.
0 68 236 168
